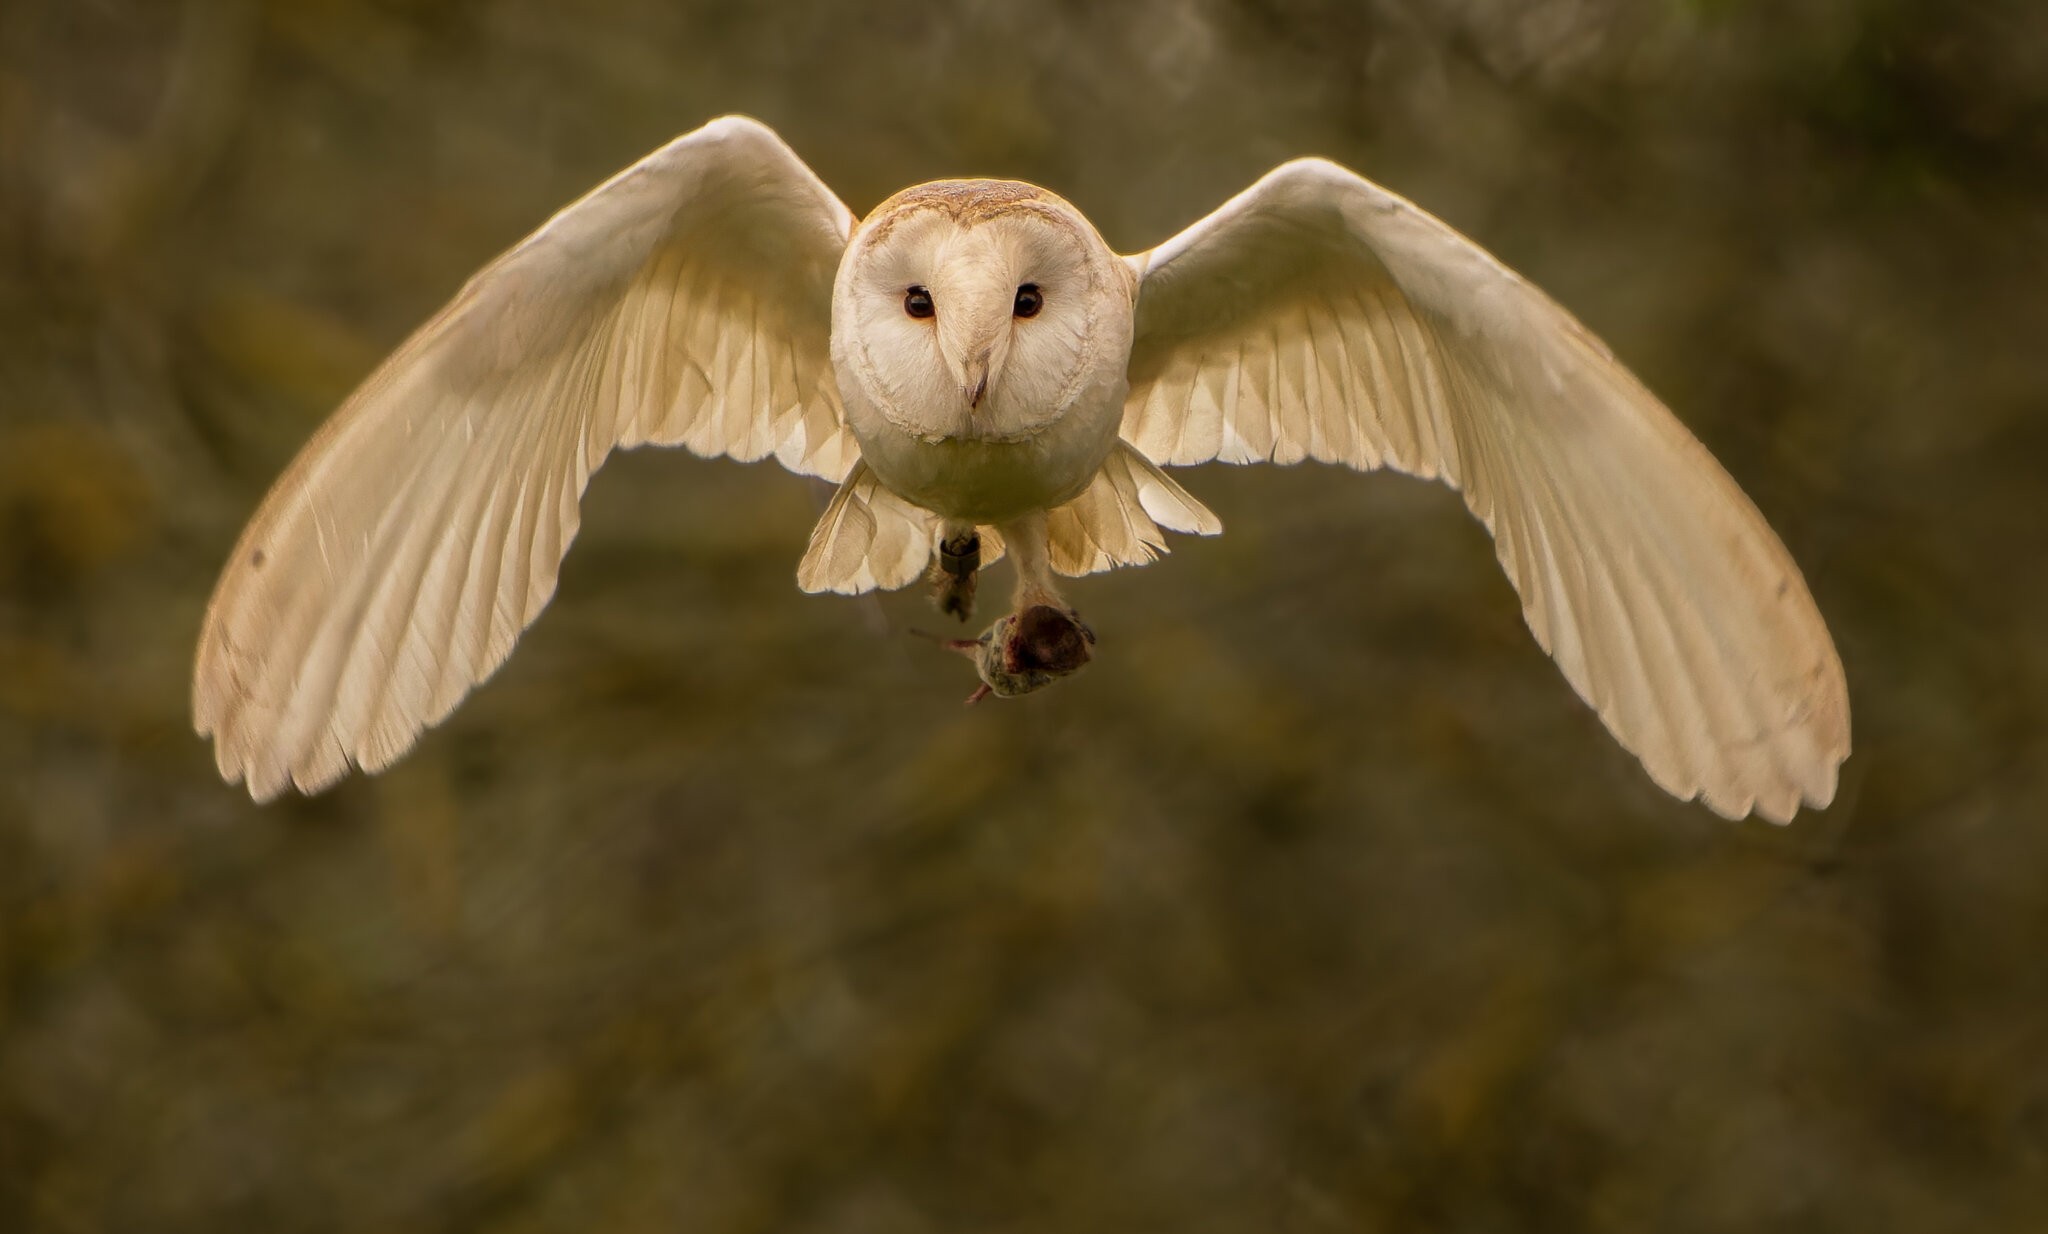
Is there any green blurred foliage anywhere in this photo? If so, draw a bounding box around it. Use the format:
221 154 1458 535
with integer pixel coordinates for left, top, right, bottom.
3 0 2047 1230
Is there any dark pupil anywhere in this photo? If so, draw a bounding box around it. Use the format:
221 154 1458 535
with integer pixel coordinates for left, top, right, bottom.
1014 284 1043 318
904 286 934 319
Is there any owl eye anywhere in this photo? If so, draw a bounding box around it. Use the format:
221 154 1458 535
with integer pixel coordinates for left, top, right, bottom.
1013 284 1043 318
904 286 935 319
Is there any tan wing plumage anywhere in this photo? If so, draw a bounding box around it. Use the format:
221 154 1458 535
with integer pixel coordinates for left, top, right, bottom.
195 116 857 801
1121 159 1848 822
796 461 940 595
1046 440 1222 577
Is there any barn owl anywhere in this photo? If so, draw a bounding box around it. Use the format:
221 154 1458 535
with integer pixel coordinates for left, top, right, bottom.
193 116 1850 821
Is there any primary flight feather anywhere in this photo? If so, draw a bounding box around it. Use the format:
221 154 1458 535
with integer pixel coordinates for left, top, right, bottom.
194 115 1849 820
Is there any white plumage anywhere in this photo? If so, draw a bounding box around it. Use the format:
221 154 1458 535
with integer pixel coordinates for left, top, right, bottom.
194 116 1849 821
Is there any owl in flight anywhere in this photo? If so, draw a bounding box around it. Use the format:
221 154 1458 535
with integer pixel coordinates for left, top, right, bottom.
194 116 1849 821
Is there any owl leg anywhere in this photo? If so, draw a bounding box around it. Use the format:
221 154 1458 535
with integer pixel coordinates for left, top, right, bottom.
913 516 1095 701
993 512 1094 645
927 520 980 621
994 511 1063 612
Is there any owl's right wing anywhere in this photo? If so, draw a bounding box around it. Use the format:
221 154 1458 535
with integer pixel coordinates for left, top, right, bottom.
195 116 858 801
1121 159 1848 822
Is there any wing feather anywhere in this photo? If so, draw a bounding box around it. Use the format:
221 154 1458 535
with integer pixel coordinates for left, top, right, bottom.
1044 441 1222 577
195 117 857 799
796 461 940 596
1121 158 1848 821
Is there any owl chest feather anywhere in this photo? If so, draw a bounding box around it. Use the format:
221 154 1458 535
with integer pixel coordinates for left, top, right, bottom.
836 373 1126 524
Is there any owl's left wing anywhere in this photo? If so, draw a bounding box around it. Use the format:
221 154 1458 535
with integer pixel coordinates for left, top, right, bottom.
1120 159 1848 822
196 116 857 801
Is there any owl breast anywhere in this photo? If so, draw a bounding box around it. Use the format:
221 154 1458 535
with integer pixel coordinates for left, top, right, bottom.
834 363 1127 524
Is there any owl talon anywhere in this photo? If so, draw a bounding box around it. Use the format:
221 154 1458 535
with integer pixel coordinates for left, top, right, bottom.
916 605 1093 700
989 604 1094 693
930 530 981 621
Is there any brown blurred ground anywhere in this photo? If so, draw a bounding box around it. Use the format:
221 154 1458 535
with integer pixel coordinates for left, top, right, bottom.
3 1 2046 1230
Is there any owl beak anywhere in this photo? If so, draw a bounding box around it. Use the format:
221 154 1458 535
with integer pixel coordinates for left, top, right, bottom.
964 347 992 410
940 284 1008 411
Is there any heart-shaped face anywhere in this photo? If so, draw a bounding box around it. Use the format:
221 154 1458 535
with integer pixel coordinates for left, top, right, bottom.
831 180 1131 445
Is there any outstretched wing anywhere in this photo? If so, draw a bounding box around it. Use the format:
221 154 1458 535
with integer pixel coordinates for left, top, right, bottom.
1120 159 1848 822
195 116 857 801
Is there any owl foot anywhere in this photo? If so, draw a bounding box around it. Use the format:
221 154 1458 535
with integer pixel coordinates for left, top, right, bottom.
913 604 1094 703
929 530 980 621
1059 608 1098 649
994 604 1094 691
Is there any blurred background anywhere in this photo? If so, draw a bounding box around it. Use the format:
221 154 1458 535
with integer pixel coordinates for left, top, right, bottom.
4 0 2046 1229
